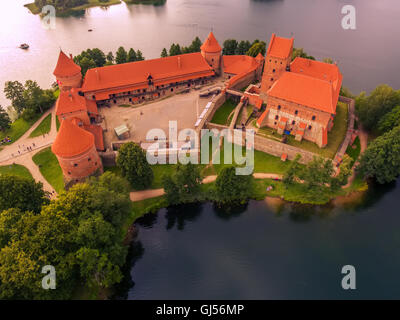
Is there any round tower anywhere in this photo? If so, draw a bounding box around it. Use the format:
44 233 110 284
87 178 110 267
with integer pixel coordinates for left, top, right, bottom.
53 50 82 92
52 119 102 184
201 32 222 74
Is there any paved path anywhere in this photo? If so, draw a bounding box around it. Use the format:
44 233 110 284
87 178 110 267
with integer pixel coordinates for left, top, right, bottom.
130 172 283 202
0 107 58 197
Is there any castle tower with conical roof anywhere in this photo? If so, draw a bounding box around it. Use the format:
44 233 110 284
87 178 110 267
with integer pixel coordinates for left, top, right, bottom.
201 32 222 74
51 119 103 185
53 50 82 92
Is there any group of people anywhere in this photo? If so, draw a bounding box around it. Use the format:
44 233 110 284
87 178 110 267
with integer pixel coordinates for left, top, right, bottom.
10 143 37 158
0 136 11 145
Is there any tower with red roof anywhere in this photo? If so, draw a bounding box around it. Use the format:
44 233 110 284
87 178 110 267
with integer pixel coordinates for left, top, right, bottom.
201 32 222 74
53 50 82 92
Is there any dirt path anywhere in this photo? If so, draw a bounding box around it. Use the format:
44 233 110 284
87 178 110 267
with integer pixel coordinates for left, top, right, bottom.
343 123 368 188
130 172 283 202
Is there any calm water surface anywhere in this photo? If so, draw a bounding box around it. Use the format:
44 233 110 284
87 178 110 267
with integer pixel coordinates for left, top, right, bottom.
123 180 400 299
1 0 400 299
1 0 400 107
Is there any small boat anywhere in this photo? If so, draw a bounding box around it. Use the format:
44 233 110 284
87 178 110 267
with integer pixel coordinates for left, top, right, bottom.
88 29 93 32
19 43 29 49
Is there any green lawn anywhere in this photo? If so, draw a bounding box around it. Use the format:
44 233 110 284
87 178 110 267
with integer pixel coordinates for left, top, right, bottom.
32 147 64 193
29 113 52 138
0 114 42 145
56 117 61 131
210 98 237 125
257 102 348 159
0 164 33 180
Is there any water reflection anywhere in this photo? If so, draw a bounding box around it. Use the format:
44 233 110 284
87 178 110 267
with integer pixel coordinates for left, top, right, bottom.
165 202 203 230
213 201 249 220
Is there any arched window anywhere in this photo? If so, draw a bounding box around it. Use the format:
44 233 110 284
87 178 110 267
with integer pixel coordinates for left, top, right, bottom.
312 115 316 121
277 105 281 110
295 110 298 115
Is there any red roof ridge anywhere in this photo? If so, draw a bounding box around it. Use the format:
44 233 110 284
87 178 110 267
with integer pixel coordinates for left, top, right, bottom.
53 50 81 77
266 33 294 59
52 119 95 158
201 32 222 53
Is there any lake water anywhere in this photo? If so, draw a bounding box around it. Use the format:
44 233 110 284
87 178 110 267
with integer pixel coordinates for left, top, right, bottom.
2 0 400 299
1 0 400 107
122 180 400 299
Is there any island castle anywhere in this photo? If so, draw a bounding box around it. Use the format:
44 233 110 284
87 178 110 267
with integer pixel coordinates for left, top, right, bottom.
51 32 342 185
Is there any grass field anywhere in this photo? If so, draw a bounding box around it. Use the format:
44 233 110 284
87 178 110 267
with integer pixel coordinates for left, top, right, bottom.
0 114 42 145
32 147 64 193
210 99 237 125
257 102 348 159
0 164 33 180
29 113 52 138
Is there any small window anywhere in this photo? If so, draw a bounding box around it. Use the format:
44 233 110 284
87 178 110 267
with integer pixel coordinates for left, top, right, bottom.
95 162 97 166
270 78 274 81
308 125 312 130
74 164 78 167
171 88 174 92
113 100 116 104
274 122 277 125
92 95 95 100
273 69 276 73
275 115 279 120
280 62 283 64
68 171 71 175
295 110 298 115
292 120 295 125
312 115 316 121
88 158 91 162
277 105 281 110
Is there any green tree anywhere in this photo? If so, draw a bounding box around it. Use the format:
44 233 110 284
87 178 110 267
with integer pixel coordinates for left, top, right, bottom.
330 155 353 191
215 166 253 204
106 51 114 64
236 40 251 55
175 163 202 197
0 175 49 213
169 43 182 56
78 56 96 76
282 154 302 186
377 105 400 134
115 46 128 64
162 174 181 205
301 157 334 191
358 126 400 184
136 50 144 61
246 40 266 57
189 36 202 52
322 57 334 64
116 142 154 189
292 47 315 61
127 48 137 62
355 84 400 132
0 108 11 132
89 48 106 67
4 81 26 115
223 39 238 55
161 48 168 58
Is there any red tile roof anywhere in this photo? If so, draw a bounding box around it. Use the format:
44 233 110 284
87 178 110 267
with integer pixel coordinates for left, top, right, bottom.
281 153 288 161
223 55 259 75
201 32 222 53
256 110 267 127
83 124 104 151
56 88 98 117
299 122 307 129
267 33 294 59
255 98 263 110
56 89 87 116
268 72 338 114
81 52 214 93
255 52 264 63
53 50 81 78
52 119 95 158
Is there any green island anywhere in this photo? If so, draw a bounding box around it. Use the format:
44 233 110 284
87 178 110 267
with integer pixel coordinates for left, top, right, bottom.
25 0 166 17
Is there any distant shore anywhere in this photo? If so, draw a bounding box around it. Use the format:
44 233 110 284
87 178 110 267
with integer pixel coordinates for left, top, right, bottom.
24 0 166 17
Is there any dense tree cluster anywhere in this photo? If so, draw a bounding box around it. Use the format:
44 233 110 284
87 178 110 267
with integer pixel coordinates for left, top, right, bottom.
73 47 145 76
222 39 265 57
116 142 154 190
282 155 353 200
215 166 254 205
4 80 56 120
161 37 202 57
292 47 315 61
0 172 132 299
0 107 11 132
162 163 202 205
34 0 88 11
